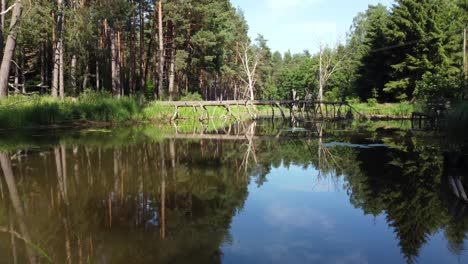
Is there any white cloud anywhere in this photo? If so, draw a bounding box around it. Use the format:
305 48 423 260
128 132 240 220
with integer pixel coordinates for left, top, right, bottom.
265 203 335 231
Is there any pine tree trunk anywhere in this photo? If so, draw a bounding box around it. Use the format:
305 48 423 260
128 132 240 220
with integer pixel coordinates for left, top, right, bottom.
20 53 25 94
40 42 46 87
52 36 59 98
52 0 64 99
0 0 4 58
59 28 64 99
111 29 121 97
130 5 137 95
1 0 5 28
96 61 100 91
156 0 164 99
144 5 157 90
0 1 22 99
168 25 176 101
139 0 145 92
118 31 124 96
96 39 100 91
82 64 89 92
71 54 77 96
14 58 18 93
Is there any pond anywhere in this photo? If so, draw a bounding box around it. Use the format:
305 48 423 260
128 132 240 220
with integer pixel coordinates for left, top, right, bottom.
0 120 467 264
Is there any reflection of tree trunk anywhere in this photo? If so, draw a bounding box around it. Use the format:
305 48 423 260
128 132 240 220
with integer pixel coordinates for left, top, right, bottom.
240 122 258 173
113 149 120 197
0 166 4 199
0 152 37 264
55 147 68 205
9 206 18 264
317 123 323 176
170 139 176 169
61 145 68 199
78 236 83 264
315 123 340 189
63 218 72 264
73 146 79 185
159 143 166 240
85 147 92 185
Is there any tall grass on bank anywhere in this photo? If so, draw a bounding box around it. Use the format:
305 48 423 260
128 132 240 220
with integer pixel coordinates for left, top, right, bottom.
1 93 424 129
350 102 417 118
0 92 142 128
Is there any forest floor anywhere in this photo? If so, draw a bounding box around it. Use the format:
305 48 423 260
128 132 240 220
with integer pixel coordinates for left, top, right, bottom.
0 94 419 129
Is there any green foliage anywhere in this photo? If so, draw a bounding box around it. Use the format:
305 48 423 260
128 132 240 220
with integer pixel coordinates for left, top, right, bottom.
414 71 461 101
275 53 316 100
351 1 465 103
178 92 203 101
367 98 378 107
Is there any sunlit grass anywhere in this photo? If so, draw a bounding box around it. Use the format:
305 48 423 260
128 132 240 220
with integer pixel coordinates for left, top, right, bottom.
350 102 418 117
0 93 425 129
0 92 143 128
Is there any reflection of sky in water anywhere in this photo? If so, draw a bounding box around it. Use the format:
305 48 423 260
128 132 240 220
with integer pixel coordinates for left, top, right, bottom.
221 164 468 264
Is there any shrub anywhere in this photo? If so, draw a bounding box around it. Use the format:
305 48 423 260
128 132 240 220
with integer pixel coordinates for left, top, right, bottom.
367 98 378 107
178 92 203 101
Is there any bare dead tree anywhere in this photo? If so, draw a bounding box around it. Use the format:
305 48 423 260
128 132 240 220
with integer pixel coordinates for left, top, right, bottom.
318 42 351 102
239 42 261 101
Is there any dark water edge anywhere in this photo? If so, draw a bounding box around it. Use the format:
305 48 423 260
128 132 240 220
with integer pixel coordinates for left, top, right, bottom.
0 119 467 264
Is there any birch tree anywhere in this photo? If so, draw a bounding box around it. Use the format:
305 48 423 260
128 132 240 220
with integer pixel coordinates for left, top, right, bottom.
52 0 64 98
0 0 22 99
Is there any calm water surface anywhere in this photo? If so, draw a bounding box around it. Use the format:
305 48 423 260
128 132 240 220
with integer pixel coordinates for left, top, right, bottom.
0 121 467 264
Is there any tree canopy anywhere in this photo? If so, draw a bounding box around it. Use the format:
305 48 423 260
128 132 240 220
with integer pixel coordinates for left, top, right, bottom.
0 0 466 103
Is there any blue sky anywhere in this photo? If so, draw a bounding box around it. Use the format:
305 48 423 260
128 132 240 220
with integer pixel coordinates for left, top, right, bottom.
230 0 395 54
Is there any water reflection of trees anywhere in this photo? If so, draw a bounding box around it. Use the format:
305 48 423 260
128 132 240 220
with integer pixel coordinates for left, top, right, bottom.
0 124 467 264
0 139 252 263
233 122 468 263
339 133 468 263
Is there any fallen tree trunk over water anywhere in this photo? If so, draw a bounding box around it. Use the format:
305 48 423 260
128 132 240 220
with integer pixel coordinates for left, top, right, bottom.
159 100 352 121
